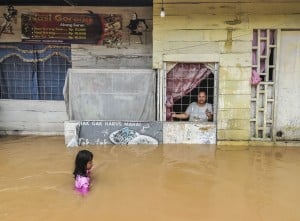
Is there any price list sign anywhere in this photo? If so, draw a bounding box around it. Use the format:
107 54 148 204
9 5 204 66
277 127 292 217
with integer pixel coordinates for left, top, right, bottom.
21 13 104 44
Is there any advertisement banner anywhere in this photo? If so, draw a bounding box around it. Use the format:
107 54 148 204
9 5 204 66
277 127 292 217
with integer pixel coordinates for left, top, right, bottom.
79 121 163 145
21 12 122 45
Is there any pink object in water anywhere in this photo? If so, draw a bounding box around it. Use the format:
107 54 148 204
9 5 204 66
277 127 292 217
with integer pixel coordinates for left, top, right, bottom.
75 175 90 194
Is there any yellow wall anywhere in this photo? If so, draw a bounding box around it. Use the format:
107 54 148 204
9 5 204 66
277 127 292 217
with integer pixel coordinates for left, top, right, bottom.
153 1 300 141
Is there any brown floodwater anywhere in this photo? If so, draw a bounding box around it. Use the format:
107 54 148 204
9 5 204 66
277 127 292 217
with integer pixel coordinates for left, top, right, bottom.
1 136 300 221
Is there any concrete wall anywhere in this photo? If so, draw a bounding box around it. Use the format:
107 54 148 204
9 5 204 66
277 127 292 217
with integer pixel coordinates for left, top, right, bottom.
64 121 216 145
152 0 300 143
163 122 216 144
0 100 68 135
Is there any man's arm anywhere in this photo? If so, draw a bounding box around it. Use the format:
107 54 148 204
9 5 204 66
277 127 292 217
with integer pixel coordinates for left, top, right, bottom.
206 103 213 121
172 112 189 119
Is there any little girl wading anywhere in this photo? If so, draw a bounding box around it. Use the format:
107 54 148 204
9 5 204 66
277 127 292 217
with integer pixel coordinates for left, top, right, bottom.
73 150 93 194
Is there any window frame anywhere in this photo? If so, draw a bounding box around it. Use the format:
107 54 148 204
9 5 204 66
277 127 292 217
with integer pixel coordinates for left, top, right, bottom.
161 62 218 123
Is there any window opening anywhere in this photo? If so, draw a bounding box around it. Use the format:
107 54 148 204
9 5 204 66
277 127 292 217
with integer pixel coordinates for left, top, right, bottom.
165 63 217 122
0 43 71 100
172 73 214 121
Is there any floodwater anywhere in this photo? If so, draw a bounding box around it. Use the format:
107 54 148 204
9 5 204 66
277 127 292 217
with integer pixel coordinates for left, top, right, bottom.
1 136 300 221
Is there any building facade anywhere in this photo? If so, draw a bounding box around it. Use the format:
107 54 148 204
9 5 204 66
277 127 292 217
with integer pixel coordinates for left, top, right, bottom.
1 1 300 145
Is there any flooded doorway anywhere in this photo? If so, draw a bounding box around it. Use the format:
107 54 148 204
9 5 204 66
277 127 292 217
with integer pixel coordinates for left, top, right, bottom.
275 30 300 141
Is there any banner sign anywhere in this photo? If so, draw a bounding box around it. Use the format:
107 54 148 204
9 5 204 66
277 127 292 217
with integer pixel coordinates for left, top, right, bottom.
79 121 163 145
21 13 122 45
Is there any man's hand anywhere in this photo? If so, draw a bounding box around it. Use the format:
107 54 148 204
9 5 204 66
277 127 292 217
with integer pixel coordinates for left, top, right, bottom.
206 109 213 120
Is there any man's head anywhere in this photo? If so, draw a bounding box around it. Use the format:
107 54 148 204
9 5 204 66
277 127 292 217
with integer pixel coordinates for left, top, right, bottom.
131 13 137 20
197 91 207 106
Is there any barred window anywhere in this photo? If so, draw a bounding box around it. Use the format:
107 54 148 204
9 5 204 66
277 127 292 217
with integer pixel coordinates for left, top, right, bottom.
172 73 215 118
165 62 217 122
0 43 71 100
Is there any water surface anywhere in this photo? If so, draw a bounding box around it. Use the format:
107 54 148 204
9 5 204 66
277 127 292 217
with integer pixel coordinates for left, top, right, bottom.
1 136 300 221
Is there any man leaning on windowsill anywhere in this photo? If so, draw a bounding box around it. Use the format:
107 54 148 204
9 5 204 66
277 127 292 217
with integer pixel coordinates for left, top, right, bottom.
172 91 213 122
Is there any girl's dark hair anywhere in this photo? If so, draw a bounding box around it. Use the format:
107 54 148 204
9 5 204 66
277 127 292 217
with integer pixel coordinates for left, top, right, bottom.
73 150 93 178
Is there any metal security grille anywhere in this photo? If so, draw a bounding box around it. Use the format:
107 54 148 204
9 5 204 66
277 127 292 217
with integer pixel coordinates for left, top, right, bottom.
250 29 277 140
0 55 70 100
0 43 71 100
172 73 215 116
163 62 218 122
37 56 71 100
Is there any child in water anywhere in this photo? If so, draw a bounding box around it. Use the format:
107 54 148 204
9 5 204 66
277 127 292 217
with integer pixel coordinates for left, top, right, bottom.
73 150 93 195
